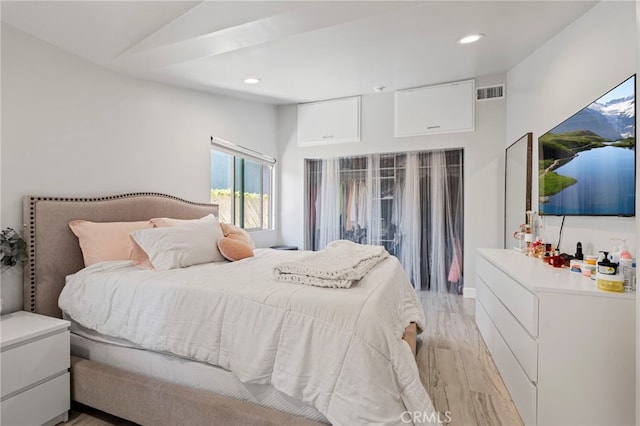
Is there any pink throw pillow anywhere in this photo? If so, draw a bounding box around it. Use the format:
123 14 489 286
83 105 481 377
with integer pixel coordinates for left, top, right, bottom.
69 220 152 267
220 222 255 249
217 237 254 262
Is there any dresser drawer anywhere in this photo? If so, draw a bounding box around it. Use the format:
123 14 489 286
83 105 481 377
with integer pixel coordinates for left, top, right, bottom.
476 255 495 286
0 372 69 426
475 296 496 353
484 268 538 337
1 330 70 398
491 321 537 426
477 277 538 383
477 301 537 426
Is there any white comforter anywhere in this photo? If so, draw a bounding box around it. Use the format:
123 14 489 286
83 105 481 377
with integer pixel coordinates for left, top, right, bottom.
59 249 437 425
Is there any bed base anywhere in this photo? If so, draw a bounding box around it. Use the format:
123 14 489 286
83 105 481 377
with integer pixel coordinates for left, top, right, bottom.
71 357 326 426
70 324 417 425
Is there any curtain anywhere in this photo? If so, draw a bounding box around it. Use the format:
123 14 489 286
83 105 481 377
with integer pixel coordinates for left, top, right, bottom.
398 153 421 288
427 151 447 292
420 150 464 293
366 154 381 246
307 149 463 293
445 150 464 294
317 158 341 249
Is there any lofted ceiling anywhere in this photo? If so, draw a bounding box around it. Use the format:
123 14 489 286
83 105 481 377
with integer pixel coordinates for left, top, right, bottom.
1 1 598 105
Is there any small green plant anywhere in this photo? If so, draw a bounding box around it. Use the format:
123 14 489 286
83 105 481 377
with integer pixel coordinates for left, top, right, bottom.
1 227 27 270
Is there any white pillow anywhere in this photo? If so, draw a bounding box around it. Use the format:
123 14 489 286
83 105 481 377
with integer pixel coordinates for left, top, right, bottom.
130 215 225 270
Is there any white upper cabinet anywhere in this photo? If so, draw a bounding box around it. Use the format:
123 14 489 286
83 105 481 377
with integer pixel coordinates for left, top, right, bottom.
297 96 361 146
394 79 475 137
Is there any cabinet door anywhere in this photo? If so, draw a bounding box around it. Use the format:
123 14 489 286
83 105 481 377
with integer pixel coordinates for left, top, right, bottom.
537 293 635 426
297 96 360 145
395 79 474 136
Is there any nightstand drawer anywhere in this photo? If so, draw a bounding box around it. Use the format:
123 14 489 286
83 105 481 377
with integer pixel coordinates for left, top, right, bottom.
0 372 70 426
1 330 70 398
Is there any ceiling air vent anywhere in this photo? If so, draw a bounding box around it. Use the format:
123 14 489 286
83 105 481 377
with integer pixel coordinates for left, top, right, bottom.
476 84 505 101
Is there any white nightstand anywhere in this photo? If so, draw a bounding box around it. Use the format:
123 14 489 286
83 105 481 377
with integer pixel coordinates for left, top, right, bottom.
1 311 70 426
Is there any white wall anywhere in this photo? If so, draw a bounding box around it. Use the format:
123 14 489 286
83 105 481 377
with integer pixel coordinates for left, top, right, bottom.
277 74 507 295
0 24 279 313
506 1 637 257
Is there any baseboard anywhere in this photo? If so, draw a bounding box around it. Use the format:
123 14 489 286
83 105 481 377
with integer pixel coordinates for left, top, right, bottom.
463 287 476 299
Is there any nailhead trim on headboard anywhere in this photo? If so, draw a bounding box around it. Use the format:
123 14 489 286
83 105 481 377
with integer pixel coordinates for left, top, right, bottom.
25 192 217 313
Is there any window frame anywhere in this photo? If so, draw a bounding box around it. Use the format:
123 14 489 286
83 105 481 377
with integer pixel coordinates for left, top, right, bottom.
210 137 275 231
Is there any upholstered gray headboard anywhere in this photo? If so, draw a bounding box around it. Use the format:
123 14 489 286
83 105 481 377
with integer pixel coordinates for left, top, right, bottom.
23 193 219 318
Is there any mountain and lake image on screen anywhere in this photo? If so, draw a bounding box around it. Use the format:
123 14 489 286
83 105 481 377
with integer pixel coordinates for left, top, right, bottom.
538 75 636 216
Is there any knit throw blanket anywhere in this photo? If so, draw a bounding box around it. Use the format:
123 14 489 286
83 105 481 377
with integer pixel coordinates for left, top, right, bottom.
273 240 389 288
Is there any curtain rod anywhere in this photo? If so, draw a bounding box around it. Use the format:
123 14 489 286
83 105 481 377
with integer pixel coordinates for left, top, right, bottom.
210 136 276 165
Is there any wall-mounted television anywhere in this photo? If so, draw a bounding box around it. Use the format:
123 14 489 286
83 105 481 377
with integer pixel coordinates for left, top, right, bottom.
538 75 636 216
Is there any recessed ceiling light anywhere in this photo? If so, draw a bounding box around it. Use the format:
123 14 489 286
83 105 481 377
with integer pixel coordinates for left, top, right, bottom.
244 77 261 84
458 34 484 45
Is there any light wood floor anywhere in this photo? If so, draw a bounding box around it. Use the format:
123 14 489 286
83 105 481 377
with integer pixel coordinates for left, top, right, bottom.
63 405 137 426
63 291 522 426
415 291 522 426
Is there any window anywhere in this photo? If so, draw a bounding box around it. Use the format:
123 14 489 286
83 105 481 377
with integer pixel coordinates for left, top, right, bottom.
210 137 275 230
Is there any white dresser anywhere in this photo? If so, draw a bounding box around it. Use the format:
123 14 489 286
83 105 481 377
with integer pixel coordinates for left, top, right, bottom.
475 248 635 426
0 311 70 426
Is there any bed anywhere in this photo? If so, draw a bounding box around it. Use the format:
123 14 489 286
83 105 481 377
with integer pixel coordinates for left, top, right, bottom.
23 192 436 425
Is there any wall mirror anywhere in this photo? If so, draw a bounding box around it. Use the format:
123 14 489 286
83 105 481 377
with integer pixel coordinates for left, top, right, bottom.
504 132 533 249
